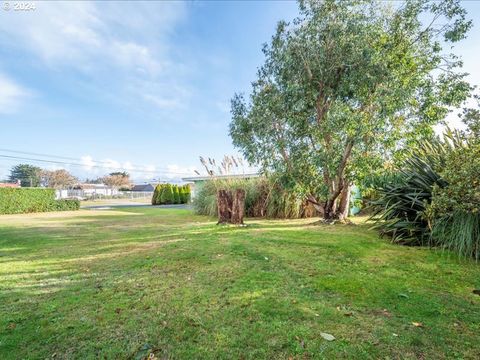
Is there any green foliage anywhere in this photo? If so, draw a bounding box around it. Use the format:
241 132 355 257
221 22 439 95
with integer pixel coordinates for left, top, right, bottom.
0 188 79 214
152 185 160 205
430 140 480 215
160 184 174 205
182 184 191 204
9 164 42 187
427 119 480 260
54 199 81 211
193 177 318 219
157 184 167 205
371 125 480 260
173 185 180 204
152 184 189 205
369 132 462 244
151 184 191 205
431 211 480 261
229 0 472 218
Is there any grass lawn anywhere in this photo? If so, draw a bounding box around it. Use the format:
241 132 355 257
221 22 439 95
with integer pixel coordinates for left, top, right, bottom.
0 208 479 359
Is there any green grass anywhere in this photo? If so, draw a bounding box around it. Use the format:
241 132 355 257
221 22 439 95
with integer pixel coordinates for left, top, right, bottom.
0 208 479 359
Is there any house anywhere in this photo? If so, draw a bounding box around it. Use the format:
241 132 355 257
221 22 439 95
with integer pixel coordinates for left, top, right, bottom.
131 183 157 192
181 173 259 199
73 183 118 196
0 180 20 188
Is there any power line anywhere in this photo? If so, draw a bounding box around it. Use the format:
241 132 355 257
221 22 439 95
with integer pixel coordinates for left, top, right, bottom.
0 154 195 176
0 148 196 174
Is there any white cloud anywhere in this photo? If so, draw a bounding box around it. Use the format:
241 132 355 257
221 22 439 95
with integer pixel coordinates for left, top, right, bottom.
0 74 31 113
0 1 189 113
164 164 197 180
77 155 196 182
80 155 96 171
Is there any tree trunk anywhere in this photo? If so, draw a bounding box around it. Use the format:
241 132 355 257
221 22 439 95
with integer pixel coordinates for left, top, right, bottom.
337 184 351 221
323 198 337 220
322 184 350 221
217 189 232 224
231 189 246 225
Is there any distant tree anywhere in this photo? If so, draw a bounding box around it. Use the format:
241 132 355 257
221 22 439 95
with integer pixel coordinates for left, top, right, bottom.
41 169 78 189
109 171 129 177
9 164 42 187
102 172 132 189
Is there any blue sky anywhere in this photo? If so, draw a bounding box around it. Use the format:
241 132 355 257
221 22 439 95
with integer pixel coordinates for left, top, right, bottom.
0 1 479 183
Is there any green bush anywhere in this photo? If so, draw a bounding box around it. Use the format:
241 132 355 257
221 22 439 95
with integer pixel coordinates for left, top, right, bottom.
152 184 189 205
0 188 80 215
370 129 480 260
369 134 454 245
429 141 480 260
192 177 318 219
182 185 191 204
160 184 174 204
157 184 165 205
173 185 180 204
152 185 159 205
54 199 80 211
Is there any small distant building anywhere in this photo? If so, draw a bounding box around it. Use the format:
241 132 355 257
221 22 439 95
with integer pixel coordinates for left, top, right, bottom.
131 183 157 192
73 183 118 196
0 180 21 188
181 173 259 199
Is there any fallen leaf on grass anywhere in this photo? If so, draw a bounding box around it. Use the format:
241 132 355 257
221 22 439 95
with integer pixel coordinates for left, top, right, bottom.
412 322 424 327
320 332 335 341
382 309 392 317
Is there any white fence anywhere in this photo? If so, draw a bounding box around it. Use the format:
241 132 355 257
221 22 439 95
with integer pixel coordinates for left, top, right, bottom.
55 190 154 200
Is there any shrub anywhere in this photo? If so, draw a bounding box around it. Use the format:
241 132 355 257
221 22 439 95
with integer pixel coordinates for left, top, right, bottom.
0 188 80 214
192 177 318 219
152 185 159 205
369 134 455 245
156 184 165 204
54 199 80 211
160 184 174 204
429 141 480 260
370 129 480 260
183 185 191 204
173 185 180 204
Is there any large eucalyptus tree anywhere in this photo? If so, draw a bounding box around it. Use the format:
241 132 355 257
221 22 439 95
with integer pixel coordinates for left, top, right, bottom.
230 0 472 220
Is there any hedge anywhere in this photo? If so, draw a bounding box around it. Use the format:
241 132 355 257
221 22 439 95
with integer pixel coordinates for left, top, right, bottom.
0 188 80 215
152 184 191 205
54 199 81 211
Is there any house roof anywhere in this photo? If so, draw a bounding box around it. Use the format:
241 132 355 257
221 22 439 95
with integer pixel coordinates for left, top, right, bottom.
0 183 20 188
182 173 260 182
131 184 156 191
75 183 109 189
